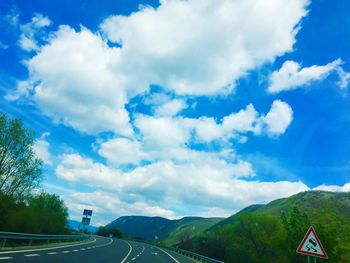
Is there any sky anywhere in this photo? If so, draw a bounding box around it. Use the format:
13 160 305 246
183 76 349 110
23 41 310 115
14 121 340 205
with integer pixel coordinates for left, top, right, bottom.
0 0 350 226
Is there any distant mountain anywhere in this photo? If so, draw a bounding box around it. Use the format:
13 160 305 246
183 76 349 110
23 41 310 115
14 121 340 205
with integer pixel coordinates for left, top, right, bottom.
105 216 223 243
67 220 98 233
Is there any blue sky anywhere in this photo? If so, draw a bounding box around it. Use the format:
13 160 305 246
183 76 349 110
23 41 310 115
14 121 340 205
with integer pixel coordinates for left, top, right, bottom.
0 0 349 225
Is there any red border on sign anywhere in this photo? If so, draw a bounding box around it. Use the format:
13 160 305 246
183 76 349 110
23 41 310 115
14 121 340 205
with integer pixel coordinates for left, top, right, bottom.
296 226 328 259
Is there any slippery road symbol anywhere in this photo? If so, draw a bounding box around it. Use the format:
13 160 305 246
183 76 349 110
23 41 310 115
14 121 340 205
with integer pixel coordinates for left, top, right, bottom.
296 226 328 259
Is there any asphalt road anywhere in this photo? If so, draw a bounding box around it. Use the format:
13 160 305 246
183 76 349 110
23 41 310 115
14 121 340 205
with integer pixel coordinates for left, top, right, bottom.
0 236 195 263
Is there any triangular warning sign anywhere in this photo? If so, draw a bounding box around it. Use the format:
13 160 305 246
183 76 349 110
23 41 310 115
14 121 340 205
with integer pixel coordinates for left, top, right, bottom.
297 226 328 259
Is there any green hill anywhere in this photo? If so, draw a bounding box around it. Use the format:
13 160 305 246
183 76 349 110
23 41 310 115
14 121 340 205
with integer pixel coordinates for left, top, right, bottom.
193 191 350 263
105 215 223 243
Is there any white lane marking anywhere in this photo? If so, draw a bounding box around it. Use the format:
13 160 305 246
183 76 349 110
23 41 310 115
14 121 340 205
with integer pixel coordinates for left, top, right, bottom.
152 252 158 256
62 251 70 253
137 246 145 257
132 257 136 260
120 241 133 263
156 247 180 263
0 238 97 255
73 249 79 252
94 238 114 248
0 257 12 260
25 254 40 257
47 252 58 255
81 248 86 251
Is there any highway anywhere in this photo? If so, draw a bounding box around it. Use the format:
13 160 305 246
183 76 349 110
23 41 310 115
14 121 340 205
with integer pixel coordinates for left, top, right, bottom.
0 236 195 263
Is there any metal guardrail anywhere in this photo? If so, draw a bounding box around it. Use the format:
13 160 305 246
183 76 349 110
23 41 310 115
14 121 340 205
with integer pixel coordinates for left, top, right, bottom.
167 247 224 263
0 231 91 248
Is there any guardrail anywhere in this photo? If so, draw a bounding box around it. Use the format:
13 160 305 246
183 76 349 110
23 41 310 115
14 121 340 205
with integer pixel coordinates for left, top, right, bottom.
0 231 91 248
167 246 224 263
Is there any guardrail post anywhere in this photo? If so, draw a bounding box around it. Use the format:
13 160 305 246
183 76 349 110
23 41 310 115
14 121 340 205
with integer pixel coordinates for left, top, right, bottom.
0 238 6 248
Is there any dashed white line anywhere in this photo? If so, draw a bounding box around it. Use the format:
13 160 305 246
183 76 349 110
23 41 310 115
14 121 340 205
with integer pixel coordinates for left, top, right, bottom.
47 252 58 255
0 238 96 255
132 257 136 261
81 248 86 251
62 251 70 254
0 257 12 260
73 249 79 252
25 254 40 257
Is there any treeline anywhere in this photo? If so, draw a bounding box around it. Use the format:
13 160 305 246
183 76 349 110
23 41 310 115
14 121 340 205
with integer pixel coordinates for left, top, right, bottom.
177 207 346 263
0 192 69 234
96 226 124 238
0 112 69 234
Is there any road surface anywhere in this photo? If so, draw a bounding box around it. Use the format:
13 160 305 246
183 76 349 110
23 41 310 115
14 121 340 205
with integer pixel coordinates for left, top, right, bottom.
0 236 195 263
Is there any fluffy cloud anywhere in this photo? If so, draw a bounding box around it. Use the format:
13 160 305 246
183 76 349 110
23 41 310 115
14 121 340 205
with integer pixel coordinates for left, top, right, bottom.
263 100 293 135
19 14 51 52
97 138 147 166
101 0 309 95
32 132 52 165
155 99 187 116
56 153 122 190
9 0 308 136
268 59 350 93
56 153 308 216
65 191 176 225
17 26 132 135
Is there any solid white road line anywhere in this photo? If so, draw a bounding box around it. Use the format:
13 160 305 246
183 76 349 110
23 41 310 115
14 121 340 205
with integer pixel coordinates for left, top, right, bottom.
121 241 133 263
0 238 97 255
25 254 40 257
0 257 12 260
156 247 180 263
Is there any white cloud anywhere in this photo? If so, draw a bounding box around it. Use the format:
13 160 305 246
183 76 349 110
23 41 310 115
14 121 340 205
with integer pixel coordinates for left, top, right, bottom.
135 115 191 150
56 153 122 190
17 26 133 136
9 0 308 136
194 117 223 143
19 14 52 52
263 100 293 136
222 104 261 134
155 99 187 116
101 0 308 96
268 59 350 93
55 153 308 217
313 183 350 192
32 132 52 165
66 191 177 225
97 138 147 166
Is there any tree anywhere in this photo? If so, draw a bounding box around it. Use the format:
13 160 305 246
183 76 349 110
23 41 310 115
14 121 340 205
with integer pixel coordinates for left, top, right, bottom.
0 112 42 200
281 207 311 262
7 192 69 234
225 213 285 263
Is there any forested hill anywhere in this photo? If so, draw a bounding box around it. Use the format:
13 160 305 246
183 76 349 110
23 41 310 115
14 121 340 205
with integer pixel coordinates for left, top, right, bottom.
187 191 350 263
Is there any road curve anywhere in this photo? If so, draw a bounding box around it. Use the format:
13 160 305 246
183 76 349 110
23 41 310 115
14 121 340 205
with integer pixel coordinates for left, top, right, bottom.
0 236 195 263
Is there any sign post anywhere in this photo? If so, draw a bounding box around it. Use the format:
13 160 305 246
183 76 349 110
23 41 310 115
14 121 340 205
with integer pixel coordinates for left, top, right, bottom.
297 226 328 262
79 209 93 232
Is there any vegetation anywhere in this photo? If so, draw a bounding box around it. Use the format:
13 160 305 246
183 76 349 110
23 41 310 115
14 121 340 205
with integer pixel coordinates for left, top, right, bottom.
96 226 124 238
0 112 42 200
0 113 69 235
175 191 350 263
